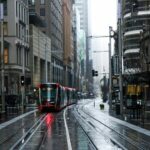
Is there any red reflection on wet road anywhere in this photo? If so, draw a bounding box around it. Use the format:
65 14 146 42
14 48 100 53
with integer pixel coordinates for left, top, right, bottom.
45 113 55 138
45 113 55 126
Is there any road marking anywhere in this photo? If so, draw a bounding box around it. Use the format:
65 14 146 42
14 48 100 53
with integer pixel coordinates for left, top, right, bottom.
63 108 72 150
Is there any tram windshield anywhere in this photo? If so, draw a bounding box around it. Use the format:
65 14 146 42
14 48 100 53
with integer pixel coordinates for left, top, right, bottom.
40 84 57 103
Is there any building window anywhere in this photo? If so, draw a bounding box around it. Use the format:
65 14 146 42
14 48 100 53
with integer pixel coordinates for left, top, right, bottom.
3 1 7 16
29 0 35 5
16 23 18 37
40 8 45 16
4 48 8 64
25 50 29 66
19 4 20 19
16 1 18 17
34 56 38 73
145 46 149 56
17 47 21 65
19 25 21 38
40 0 45 4
3 22 8 35
32 0 35 5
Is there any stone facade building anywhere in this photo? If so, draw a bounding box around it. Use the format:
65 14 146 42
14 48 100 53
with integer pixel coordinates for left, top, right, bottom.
0 0 30 95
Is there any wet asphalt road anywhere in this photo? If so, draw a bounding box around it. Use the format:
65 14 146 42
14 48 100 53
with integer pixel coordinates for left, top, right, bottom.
22 104 121 150
0 105 119 150
23 107 93 150
0 99 150 150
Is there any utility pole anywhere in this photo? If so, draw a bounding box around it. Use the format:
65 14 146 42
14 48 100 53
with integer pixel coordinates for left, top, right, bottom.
0 3 5 113
118 18 123 115
109 26 112 111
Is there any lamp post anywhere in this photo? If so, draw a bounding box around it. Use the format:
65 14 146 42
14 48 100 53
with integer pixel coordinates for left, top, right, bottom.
87 27 115 111
0 3 5 113
118 18 123 115
109 26 113 111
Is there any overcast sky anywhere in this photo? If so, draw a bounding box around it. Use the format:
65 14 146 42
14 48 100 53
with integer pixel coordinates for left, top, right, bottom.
88 0 117 79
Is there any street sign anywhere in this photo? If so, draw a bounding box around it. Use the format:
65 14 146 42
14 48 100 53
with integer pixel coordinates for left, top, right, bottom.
0 3 4 20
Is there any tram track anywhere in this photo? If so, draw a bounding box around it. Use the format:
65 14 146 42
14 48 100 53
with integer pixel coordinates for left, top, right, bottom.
74 106 127 149
74 105 150 150
19 112 55 150
73 106 101 150
76 117 99 150
0 112 47 150
10 113 47 150
37 122 50 150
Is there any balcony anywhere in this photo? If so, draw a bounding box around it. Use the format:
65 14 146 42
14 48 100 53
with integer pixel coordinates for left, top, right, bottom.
124 48 140 55
124 42 140 49
123 1 150 16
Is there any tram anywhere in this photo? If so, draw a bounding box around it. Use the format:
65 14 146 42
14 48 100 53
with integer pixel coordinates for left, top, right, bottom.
37 83 76 111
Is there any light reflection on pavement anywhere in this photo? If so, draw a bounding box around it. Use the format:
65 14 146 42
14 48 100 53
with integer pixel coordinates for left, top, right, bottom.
77 98 150 150
2 99 149 150
23 109 93 150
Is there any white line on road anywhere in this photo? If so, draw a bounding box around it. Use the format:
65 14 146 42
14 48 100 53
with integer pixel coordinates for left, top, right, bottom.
63 108 72 150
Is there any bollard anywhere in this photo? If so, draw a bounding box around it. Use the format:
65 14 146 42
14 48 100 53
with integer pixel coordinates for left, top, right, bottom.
100 104 104 110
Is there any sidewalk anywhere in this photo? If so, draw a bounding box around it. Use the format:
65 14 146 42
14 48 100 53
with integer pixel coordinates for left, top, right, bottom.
93 98 150 130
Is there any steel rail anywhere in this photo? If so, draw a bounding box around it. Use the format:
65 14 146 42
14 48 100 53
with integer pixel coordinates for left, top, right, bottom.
0 111 40 146
77 106 150 150
10 114 47 150
73 108 98 150
74 107 127 150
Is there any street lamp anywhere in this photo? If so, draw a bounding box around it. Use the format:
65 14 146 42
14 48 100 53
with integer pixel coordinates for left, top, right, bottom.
118 18 123 116
0 3 5 113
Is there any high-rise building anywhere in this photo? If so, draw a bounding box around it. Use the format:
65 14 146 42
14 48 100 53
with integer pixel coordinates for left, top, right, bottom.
122 0 150 120
29 0 64 84
63 0 74 86
75 0 88 31
29 0 51 87
75 0 91 92
72 6 82 90
122 0 150 78
29 0 75 86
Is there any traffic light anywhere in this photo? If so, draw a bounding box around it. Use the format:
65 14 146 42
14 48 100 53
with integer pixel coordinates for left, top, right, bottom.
92 70 98 76
94 70 98 76
21 75 25 86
